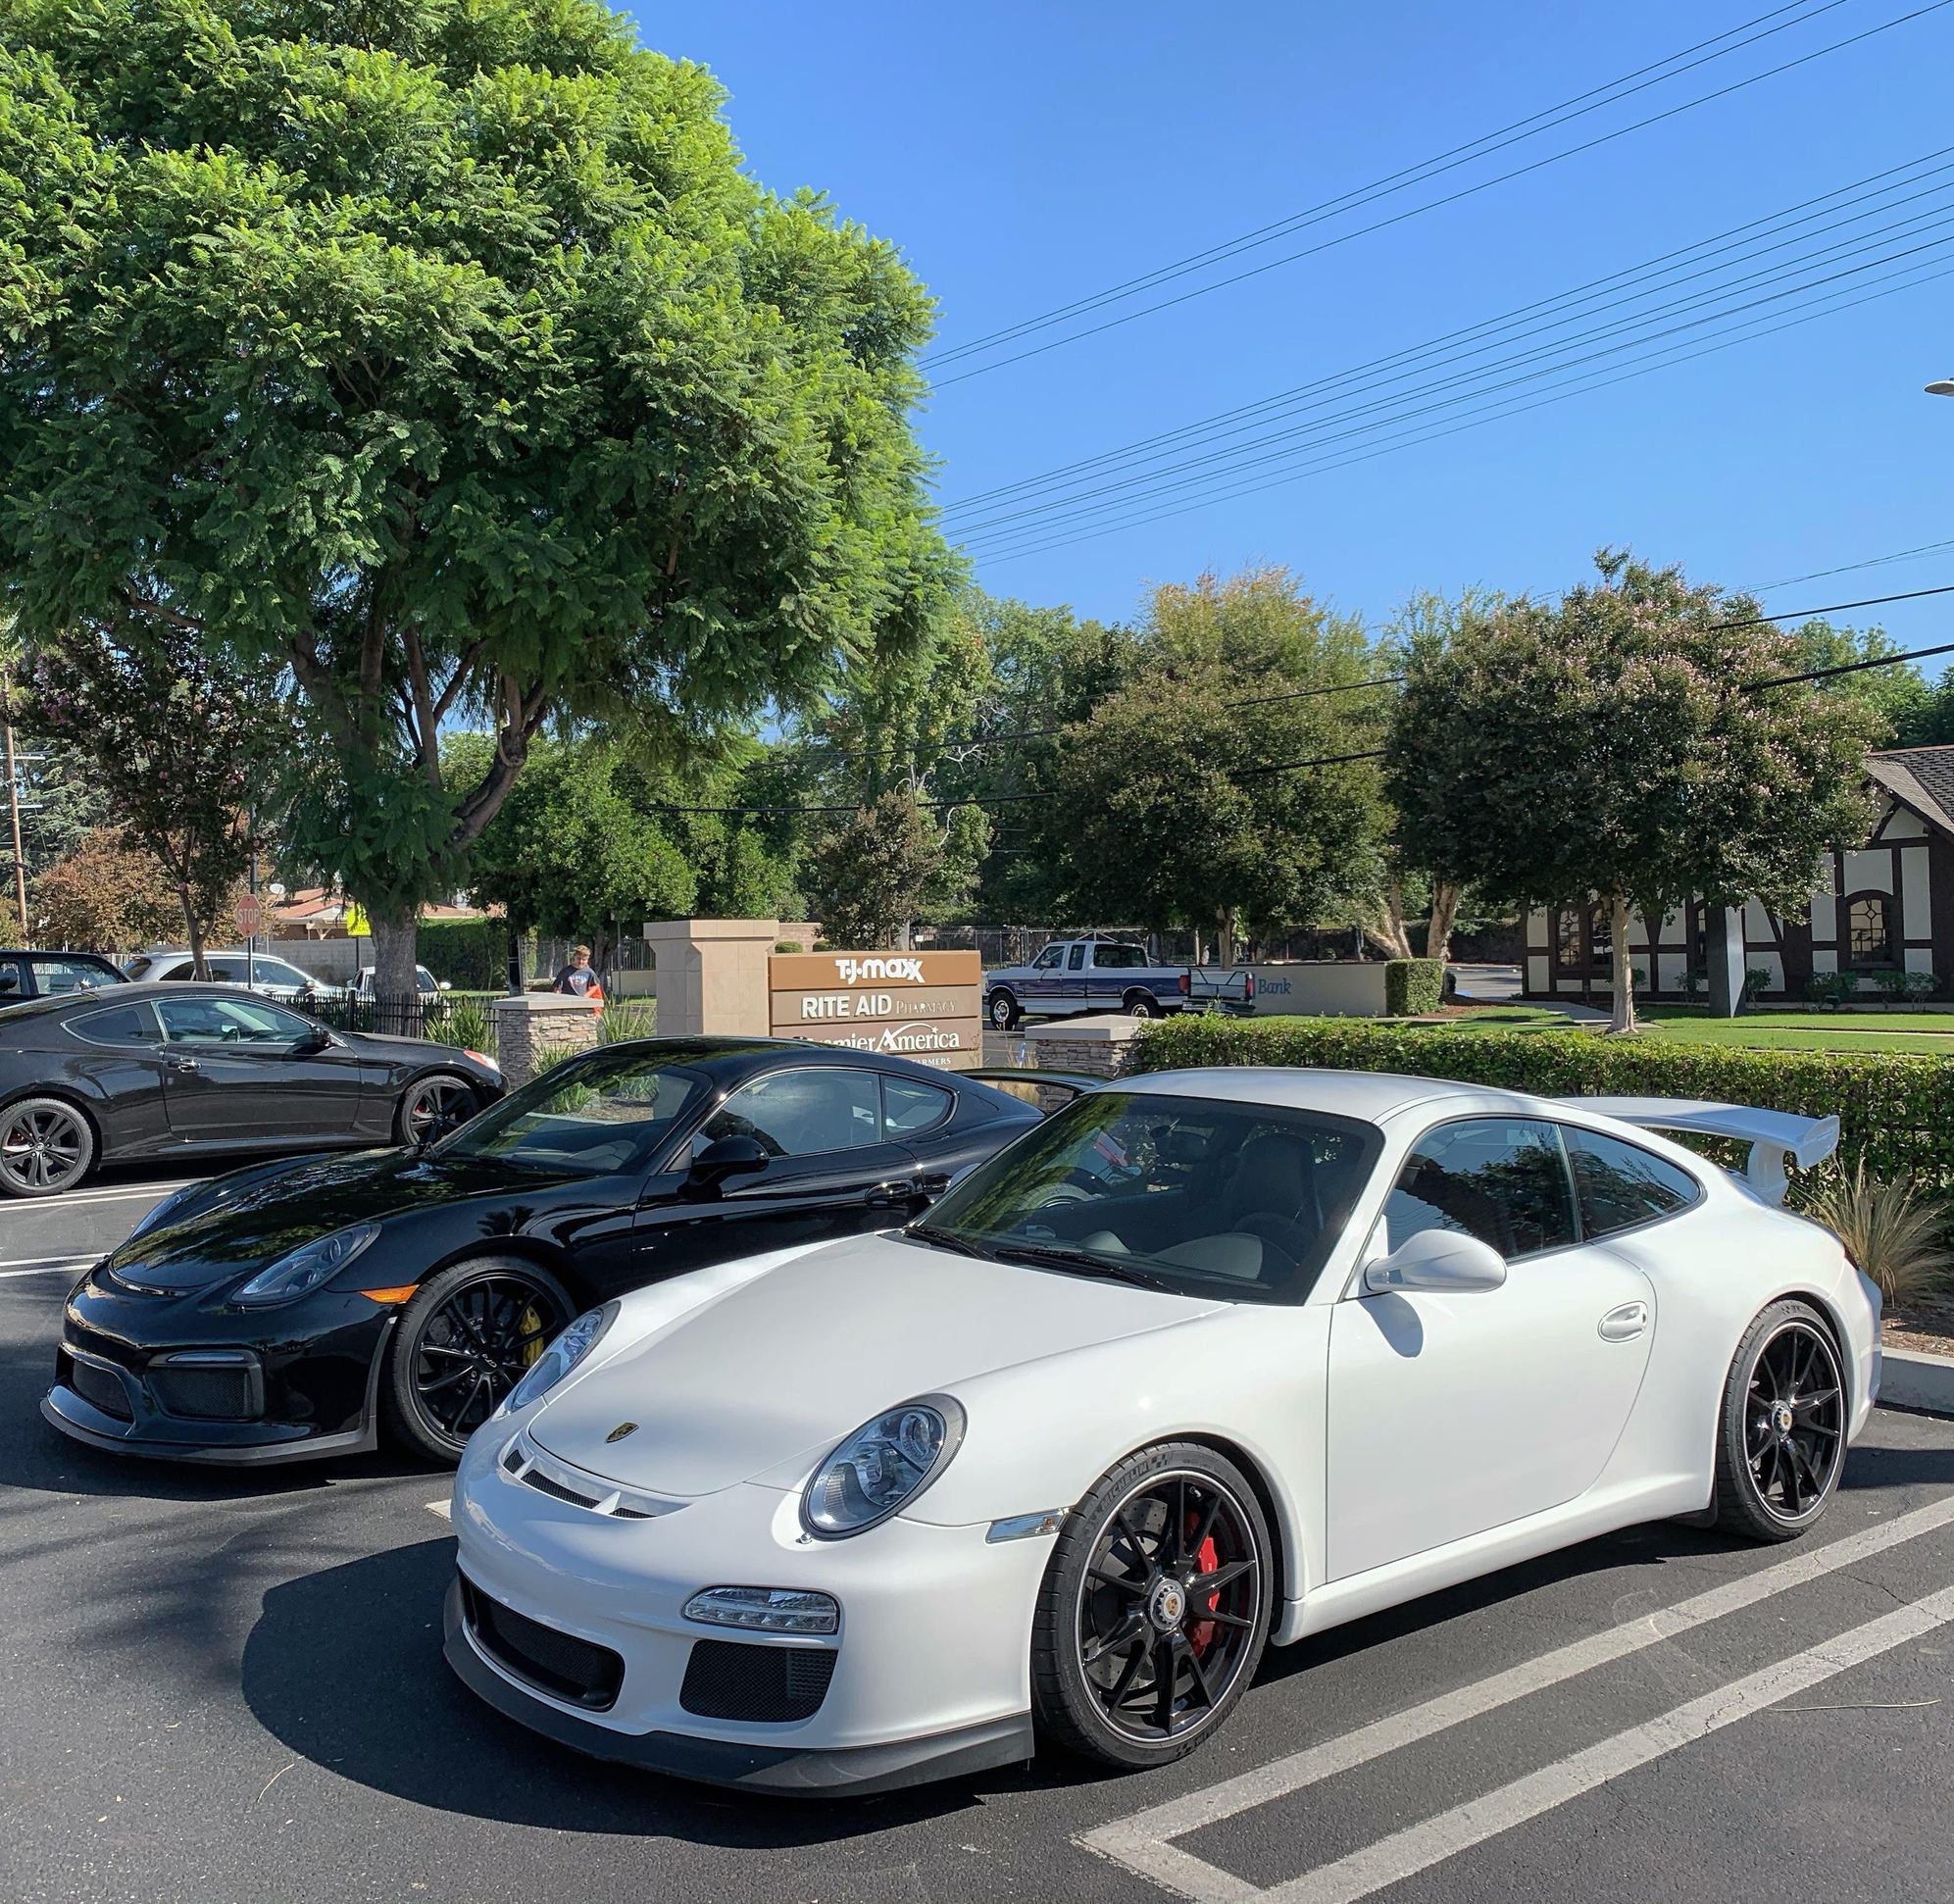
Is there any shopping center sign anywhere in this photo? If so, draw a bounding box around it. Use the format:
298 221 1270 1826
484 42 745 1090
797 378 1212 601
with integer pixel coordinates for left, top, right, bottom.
768 949 983 1070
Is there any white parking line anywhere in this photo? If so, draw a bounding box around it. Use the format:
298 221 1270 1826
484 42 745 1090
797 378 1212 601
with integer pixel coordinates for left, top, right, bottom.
1266 1579 1954 1904
0 1259 92 1279
52 1179 202 1207
426 1498 452 1520
1081 1489 1954 1901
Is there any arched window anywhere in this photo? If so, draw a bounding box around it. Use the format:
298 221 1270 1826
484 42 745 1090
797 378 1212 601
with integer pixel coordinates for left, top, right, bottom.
1845 891 1895 968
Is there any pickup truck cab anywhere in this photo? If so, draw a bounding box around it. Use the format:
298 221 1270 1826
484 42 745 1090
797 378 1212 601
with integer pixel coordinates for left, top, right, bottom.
982 936 1254 1029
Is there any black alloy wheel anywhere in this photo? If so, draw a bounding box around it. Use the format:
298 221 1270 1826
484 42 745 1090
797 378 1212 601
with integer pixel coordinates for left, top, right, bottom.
397 1073 477 1146
1033 1442 1270 1768
380 1259 575 1463
1714 1299 1846 1541
0 1097 96 1198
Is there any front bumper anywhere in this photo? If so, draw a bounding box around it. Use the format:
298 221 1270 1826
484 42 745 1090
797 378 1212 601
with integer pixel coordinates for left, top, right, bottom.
43 1262 393 1464
445 1422 1049 1795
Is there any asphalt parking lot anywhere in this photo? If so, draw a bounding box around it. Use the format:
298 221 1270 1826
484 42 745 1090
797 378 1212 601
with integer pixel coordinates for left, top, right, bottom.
4 1183 1952 1904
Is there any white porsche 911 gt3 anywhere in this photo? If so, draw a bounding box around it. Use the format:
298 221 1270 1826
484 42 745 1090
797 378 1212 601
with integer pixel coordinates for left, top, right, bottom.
443 1067 1881 1795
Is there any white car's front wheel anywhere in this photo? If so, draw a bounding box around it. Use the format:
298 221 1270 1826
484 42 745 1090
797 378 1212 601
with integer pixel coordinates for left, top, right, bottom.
1032 1442 1271 1769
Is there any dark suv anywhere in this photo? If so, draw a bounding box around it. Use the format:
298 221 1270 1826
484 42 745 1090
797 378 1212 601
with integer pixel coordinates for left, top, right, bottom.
0 949 126 1004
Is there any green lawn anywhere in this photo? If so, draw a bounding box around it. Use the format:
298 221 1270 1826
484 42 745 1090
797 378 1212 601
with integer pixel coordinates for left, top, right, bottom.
1428 1004 1954 1056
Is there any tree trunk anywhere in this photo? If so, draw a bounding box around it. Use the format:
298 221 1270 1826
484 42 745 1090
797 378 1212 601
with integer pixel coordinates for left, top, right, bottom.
369 905 419 1005
180 884 207 978
1426 881 1462 965
1217 906 1237 968
1608 891 1637 1033
1361 873 1415 959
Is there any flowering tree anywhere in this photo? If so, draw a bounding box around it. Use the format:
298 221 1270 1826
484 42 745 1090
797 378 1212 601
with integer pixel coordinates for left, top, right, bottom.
19 628 277 972
30 827 237 953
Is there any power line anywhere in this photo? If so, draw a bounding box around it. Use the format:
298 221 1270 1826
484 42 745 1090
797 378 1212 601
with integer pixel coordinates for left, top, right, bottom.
968 253 1954 565
941 148 1954 523
1746 535 1954 591
927 2 1953 387
924 0 1844 370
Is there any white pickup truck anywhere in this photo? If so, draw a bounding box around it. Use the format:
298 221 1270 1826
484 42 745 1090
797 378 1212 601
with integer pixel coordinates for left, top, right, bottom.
982 937 1256 1029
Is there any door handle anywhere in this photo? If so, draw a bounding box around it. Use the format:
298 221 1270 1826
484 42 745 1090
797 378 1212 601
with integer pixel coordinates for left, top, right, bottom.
915 1172 950 1200
866 1179 916 1209
166 1055 200 1075
1597 1300 1649 1342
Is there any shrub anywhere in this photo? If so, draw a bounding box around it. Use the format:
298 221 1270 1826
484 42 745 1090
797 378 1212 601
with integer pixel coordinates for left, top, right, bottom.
1872 968 1935 1003
437 995 493 1054
1804 970 1855 1009
1384 959 1445 1016
775 940 804 955
420 919 526 990
1741 967 1771 1004
1123 1014 1954 1194
529 1038 584 1077
597 998 657 1043
1802 1160 1952 1306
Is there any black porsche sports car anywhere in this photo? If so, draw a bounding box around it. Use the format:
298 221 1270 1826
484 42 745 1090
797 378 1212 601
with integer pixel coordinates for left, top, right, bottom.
0 983 501 1198
44 1038 1051 1467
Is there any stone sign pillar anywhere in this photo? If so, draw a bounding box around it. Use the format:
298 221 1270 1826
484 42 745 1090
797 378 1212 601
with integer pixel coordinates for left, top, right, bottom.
491 991 602 1086
641 919 779 1037
768 949 983 1070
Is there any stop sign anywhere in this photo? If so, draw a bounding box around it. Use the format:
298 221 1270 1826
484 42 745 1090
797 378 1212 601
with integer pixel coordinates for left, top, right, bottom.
235 894 265 936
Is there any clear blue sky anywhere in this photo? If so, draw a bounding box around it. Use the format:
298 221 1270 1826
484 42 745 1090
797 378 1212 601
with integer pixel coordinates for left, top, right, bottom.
643 1 1954 651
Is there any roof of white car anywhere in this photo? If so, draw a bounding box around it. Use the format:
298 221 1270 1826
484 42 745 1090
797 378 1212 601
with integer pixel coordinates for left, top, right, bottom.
1122 1066 1516 1123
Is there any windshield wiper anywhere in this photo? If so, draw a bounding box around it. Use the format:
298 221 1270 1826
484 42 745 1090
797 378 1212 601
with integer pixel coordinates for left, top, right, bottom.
987 1241 1174 1291
903 1224 996 1260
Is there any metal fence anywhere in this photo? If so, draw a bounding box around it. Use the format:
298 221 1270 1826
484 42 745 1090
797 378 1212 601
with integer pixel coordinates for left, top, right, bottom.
299 989 499 1043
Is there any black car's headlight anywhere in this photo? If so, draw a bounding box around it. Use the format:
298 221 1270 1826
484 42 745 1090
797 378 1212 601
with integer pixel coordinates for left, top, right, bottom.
801 1395 966 1538
233 1224 381 1307
502 1304 618 1414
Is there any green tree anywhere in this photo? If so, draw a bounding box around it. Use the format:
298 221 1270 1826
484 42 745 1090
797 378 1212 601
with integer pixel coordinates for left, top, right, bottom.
1786 621 1929 746
17 626 277 970
804 789 947 949
30 826 232 952
1387 552 1877 1032
0 0 955 994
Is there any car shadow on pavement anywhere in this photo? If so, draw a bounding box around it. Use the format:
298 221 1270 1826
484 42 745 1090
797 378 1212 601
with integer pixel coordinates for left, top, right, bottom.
240 1535 1089 1844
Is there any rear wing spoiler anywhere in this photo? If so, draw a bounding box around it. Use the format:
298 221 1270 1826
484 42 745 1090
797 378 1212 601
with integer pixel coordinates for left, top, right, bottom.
1556 1097 1839 1206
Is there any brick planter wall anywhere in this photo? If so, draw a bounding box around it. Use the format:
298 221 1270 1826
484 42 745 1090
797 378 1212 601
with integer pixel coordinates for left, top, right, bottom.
492 992 601 1087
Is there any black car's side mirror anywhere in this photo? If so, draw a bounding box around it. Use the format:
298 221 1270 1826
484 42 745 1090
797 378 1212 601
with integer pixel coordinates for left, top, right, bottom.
294 1022 333 1053
687 1133 770 1187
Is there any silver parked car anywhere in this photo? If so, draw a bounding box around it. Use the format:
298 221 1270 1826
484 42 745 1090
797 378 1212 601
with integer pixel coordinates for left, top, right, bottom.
121 947 325 1004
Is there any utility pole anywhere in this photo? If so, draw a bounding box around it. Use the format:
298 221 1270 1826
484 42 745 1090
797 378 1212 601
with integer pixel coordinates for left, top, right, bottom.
1 666 27 939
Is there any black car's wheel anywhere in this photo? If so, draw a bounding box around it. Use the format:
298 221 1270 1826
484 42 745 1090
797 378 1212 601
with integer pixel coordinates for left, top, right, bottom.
988 989 1021 1030
1714 1299 1847 1542
1032 1441 1270 1770
379 1258 576 1464
0 1096 96 1198
1122 990 1162 1020
396 1073 478 1147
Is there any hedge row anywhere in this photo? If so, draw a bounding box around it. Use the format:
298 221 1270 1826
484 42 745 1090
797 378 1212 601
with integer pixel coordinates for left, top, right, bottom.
1384 958 1445 1016
1126 1013 1954 1188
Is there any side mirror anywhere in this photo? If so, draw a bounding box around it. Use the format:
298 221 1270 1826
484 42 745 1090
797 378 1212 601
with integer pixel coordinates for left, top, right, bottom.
438 979 453 992
687 1133 770 1186
1363 1228 1507 1295
296 1021 334 1053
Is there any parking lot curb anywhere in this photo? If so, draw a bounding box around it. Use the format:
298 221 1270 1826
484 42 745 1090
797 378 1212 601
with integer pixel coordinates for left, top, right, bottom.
1881 1346 1954 1418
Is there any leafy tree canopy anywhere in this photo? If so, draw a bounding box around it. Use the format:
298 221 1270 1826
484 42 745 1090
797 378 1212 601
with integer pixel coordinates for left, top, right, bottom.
804 787 948 950
0 0 955 988
1387 551 1877 1029
30 826 235 951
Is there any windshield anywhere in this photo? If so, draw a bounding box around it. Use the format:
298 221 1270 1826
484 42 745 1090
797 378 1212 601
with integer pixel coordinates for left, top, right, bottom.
917 1090 1384 1304
433 1048 708 1175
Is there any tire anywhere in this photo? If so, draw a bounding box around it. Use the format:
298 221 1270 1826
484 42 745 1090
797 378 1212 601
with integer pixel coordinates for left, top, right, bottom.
988 989 1021 1030
1032 1441 1271 1770
0 1095 97 1198
1712 1299 1847 1542
1123 991 1162 1020
378 1257 576 1465
395 1072 479 1147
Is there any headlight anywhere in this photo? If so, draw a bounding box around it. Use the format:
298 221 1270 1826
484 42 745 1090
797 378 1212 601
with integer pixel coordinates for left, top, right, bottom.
124 1182 205 1246
682 1587 838 1634
800 1394 966 1538
233 1224 380 1307
503 1303 617 1414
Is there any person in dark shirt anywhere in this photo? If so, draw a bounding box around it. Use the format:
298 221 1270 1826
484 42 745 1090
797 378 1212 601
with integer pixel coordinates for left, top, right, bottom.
552 945 600 997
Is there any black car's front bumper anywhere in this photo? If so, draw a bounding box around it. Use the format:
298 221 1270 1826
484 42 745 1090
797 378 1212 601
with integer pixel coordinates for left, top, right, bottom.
442 1577 1035 1797
43 1263 395 1465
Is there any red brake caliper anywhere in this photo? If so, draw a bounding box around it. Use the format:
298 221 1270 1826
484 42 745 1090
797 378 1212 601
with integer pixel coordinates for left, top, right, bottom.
1187 1523 1220 1654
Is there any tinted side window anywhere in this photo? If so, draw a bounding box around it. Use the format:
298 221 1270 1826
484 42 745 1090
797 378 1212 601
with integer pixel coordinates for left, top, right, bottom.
1383 1118 1577 1260
1031 945 1063 971
158 996 312 1044
1067 943 1086 970
1093 944 1147 969
882 1077 953 1137
706 1070 883 1157
1565 1127 1700 1235
160 963 196 980
70 1003 161 1046
29 956 117 993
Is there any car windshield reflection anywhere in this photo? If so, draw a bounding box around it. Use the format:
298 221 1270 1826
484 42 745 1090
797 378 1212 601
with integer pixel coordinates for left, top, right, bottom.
432 1050 707 1176
913 1091 1384 1304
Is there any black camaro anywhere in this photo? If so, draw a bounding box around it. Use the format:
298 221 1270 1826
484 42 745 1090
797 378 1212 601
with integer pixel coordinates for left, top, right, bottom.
44 1038 1049 1467
0 983 501 1198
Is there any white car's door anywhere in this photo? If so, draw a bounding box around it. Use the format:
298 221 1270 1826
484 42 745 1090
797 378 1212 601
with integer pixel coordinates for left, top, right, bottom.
1326 1116 1655 1580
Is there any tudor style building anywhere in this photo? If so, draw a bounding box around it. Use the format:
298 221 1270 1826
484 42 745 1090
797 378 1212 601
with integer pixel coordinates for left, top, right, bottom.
1523 745 1954 1003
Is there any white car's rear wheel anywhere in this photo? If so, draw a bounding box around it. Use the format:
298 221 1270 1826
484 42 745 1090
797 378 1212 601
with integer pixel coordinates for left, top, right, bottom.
1032 1442 1270 1769
1714 1299 1846 1541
